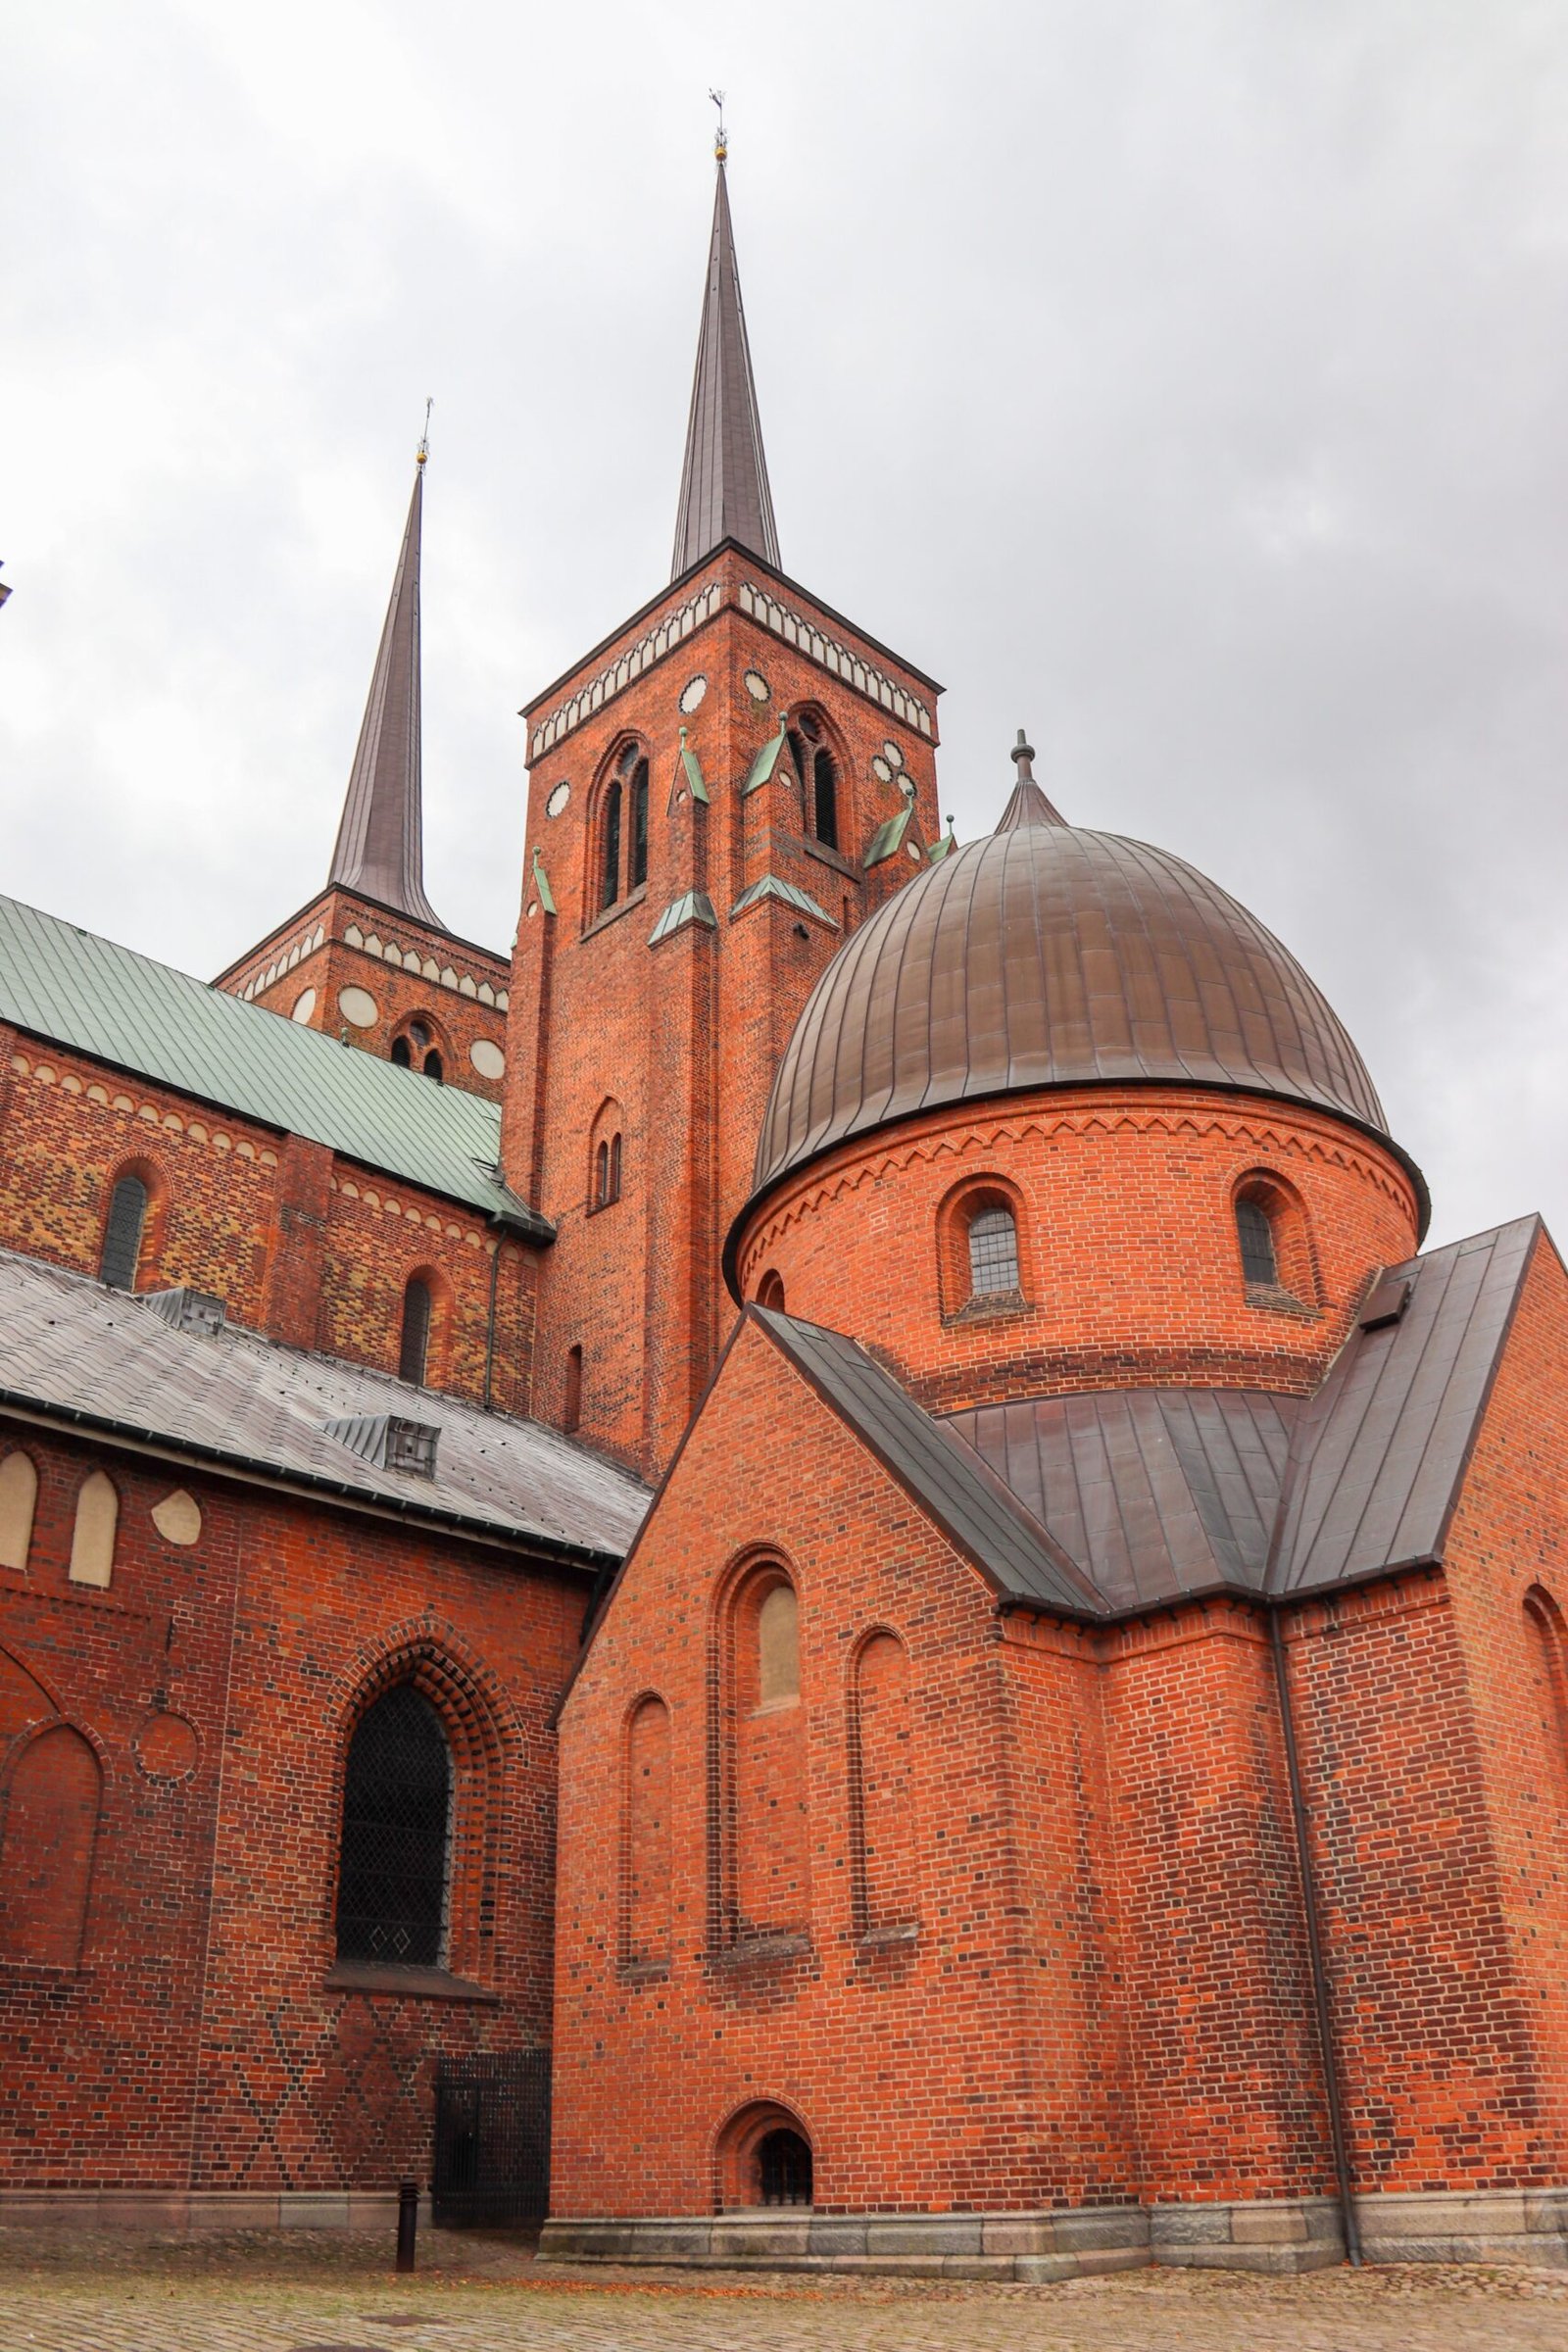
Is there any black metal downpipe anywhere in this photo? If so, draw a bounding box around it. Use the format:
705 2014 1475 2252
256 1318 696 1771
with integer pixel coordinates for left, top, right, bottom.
1270 1606 1363 2267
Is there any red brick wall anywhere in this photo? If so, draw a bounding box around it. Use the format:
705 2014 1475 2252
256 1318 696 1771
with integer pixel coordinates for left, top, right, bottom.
735 1091 1421 1413
218 891 513 1103
1282 1569 1558 2190
503 546 941 1477
0 1040 537 1415
552 1317 1098 2220
0 1424 588 2194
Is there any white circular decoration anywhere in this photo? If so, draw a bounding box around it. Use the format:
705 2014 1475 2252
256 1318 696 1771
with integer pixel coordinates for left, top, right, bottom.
546 780 570 818
871 757 892 783
151 1489 203 1547
290 988 317 1024
337 986 378 1029
882 739 904 767
744 669 770 702
679 673 708 713
469 1039 507 1081
906 838 924 860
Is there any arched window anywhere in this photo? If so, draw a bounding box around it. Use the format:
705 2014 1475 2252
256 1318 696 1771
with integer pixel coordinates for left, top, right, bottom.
400 1277 432 1386
1525 1588 1568 1812
100 1173 148 1290
758 2128 813 2207
0 1451 38 1572
335 1683 452 1967
789 711 840 851
967 1204 1019 1298
718 1565 809 1942
390 1036 413 1067
594 1134 622 1208
758 1584 800 1705
622 1694 672 1969
609 1132 622 1200
564 1344 583 1434
600 777 623 910
0 1723 101 1968
1237 1196 1278 1287
69 1470 117 1590
757 1270 786 1312
628 756 650 891
423 1049 443 1085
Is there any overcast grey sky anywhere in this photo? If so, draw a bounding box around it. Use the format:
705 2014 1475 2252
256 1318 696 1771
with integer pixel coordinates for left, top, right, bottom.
4 2 1565 1250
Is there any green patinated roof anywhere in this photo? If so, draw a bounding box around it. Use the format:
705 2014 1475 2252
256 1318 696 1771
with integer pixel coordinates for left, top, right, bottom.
742 719 790 795
729 875 836 927
864 803 915 867
649 890 717 945
0 893 549 1236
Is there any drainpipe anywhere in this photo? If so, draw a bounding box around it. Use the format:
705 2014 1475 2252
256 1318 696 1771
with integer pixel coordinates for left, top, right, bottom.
1269 1605 1363 2267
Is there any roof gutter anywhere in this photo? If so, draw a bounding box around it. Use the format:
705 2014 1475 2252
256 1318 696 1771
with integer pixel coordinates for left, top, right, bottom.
0 1383 620 1574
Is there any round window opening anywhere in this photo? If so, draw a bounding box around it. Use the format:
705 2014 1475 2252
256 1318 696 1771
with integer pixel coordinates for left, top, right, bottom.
744 668 771 703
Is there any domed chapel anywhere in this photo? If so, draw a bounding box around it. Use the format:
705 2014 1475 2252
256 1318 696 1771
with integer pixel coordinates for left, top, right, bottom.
3 147 1568 2278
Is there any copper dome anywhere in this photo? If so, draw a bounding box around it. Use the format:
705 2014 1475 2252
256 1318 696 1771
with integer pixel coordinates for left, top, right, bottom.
750 762 1411 1208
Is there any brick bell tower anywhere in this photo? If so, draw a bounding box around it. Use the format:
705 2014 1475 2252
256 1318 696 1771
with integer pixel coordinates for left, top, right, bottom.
503 132 946 1476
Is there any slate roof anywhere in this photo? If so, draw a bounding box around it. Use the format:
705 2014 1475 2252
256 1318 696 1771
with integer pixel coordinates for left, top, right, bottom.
0 1248 649 1561
764 1219 1541 1620
0 893 547 1233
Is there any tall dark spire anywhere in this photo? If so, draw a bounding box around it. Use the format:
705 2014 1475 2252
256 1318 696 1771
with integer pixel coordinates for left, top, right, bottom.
328 451 442 926
996 728 1067 832
670 142 780 579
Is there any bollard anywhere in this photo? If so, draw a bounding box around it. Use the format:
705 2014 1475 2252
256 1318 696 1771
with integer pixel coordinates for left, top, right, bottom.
396 2177 419 2274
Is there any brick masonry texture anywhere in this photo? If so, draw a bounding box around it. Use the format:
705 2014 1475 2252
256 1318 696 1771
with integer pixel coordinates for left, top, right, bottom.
0 1424 589 2194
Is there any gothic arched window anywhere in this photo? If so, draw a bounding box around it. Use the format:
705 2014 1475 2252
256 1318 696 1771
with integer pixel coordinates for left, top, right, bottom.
600 778 623 910
400 1276 431 1386
390 1036 413 1067
424 1049 443 1085
759 2128 813 2207
628 755 650 891
335 1684 452 1967
967 1204 1019 1299
789 712 840 851
100 1173 148 1290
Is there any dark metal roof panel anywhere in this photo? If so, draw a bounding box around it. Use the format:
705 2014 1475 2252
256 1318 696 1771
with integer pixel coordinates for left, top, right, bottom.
948 1388 1296 1613
751 819 1406 1204
670 164 780 578
328 465 443 927
755 1309 1101 1612
1268 1217 1538 1594
0 1248 647 1556
0 894 545 1231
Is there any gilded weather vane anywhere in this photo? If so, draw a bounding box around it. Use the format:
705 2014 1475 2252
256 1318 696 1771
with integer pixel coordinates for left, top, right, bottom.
710 87 727 163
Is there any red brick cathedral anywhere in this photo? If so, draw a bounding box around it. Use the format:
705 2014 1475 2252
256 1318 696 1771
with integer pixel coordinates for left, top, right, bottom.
3 153 1568 2278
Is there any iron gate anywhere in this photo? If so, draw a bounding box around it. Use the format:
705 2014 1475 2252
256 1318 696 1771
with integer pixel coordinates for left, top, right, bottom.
431 2049 551 2226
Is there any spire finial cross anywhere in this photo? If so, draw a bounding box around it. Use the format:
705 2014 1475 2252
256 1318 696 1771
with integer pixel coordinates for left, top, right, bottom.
1011 726 1036 781
710 87 727 163
416 396 433 467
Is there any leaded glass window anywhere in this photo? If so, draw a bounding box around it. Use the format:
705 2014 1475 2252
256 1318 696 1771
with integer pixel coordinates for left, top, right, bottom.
1237 1198 1278 1287
335 1684 452 1967
967 1205 1019 1298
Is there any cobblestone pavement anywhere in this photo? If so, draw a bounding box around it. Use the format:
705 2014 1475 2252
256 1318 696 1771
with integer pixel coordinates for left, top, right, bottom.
5 2231 1568 2352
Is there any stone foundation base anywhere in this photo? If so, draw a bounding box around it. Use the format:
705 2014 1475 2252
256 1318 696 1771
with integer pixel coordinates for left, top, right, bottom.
540 2187 1568 2278
0 2188 432 2231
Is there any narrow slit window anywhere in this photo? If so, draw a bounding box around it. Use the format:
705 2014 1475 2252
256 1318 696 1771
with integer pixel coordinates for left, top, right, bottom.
100 1174 148 1291
1237 1198 1278 1287
596 1140 611 1206
601 780 623 909
608 1133 621 1202
812 750 839 850
967 1205 1019 1298
400 1277 431 1385
334 1684 452 1967
564 1344 583 1434
628 758 650 891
